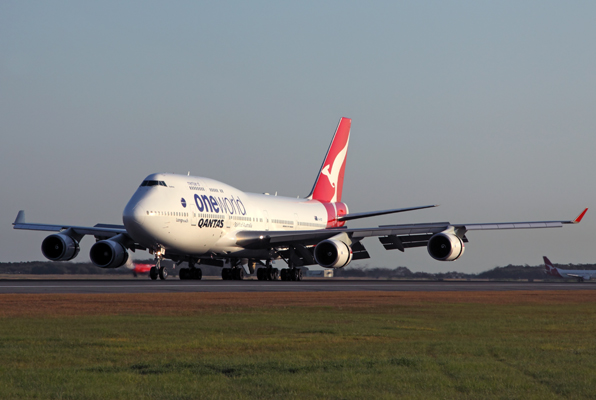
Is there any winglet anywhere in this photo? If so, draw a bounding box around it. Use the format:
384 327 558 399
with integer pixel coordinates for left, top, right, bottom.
573 208 588 224
14 210 25 225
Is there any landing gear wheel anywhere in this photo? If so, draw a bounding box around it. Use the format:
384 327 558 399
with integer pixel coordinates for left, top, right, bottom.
269 268 279 281
180 269 189 280
222 268 232 280
257 268 264 281
150 267 158 280
233 268 244 280
159 267 168 280
280 268 288 281
192 268 203 280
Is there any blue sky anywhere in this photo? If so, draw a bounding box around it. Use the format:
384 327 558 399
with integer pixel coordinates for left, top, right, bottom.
1 1 594 272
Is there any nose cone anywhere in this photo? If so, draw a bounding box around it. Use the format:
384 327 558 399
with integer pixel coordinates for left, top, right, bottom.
123 191 149 242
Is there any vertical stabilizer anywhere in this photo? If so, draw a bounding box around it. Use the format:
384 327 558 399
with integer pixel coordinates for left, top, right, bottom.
543 256 562 277
307 117 351 202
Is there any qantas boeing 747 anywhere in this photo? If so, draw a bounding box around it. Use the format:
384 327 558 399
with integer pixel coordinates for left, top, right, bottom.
13 118 587 281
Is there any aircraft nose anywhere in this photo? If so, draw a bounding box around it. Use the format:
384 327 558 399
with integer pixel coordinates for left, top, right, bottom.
123 195 147 229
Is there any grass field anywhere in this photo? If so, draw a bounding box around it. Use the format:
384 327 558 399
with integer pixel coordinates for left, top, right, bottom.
1 291 595 399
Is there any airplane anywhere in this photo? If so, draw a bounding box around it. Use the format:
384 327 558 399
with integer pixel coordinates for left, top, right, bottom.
543 256 596 282
13 117 588 281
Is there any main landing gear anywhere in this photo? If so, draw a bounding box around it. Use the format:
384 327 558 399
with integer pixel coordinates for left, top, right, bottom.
221 258 245 280
179 261 203 280
222 266 244 280
280 268 302 281
256 260 279 281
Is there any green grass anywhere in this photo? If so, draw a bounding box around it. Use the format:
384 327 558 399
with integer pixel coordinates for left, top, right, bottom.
1 302 595 399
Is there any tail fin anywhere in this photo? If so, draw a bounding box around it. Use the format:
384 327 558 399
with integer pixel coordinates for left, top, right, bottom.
307 117 351 202
543 256 561 277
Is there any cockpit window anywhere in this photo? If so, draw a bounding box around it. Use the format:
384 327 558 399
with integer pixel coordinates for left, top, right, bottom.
140 180 167 187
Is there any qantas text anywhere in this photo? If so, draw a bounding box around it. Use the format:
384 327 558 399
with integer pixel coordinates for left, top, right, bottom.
198 218 224 229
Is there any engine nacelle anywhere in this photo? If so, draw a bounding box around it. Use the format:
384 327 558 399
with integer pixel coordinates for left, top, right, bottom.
41 234 80 261
89 240 129 268
427 232 465 261
314 239 353 268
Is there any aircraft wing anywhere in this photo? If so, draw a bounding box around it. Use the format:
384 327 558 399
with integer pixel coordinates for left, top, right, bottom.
235 208 588 252
12 210 127 238
337 204 438 222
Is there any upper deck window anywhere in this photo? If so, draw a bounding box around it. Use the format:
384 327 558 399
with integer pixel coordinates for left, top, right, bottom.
140 180 167 187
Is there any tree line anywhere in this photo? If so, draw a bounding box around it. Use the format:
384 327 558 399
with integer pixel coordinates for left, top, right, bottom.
1 260 595 280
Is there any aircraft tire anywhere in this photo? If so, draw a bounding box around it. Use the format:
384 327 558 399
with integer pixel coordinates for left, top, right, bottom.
179 269 188 280
257 268 264 280
150 267 158 280
192 268 203 280
233 268 244 280
222 268 232 280
280 269 288 281
159 267 168 280
268 268 279 280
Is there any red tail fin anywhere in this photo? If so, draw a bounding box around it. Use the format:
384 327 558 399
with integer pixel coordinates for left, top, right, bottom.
308 117 351 202
543 256 562 277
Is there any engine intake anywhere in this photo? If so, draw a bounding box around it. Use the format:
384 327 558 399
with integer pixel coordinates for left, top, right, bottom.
89 240 129 268
41 234 80 261
427 232 465 261
314 239 353 268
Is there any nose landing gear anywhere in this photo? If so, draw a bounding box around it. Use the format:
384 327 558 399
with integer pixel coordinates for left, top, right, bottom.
149 264 168 280
150 249 168 280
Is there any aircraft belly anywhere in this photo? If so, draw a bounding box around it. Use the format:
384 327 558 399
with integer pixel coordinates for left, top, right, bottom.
162 223 221 255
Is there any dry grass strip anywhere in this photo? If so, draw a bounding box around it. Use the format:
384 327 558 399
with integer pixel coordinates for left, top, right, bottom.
1 290 596 317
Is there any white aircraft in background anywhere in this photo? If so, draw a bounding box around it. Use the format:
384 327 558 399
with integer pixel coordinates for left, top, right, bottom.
13 118 587 281
543 256 596 282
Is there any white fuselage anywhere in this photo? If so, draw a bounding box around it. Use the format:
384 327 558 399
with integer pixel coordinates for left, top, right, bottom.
122 173 346 258
554 269 596 280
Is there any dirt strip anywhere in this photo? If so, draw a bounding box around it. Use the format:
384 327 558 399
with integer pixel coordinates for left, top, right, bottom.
1 291 596 317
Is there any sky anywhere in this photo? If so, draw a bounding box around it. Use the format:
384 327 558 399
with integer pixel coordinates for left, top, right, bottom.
1 1 595 273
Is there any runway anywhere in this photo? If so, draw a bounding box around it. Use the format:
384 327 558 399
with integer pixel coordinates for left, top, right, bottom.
0 279 594 294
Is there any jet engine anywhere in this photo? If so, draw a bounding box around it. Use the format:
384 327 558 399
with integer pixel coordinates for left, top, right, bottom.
314 239 353 268
89 240 129 268
41 233 80 261
427 232 465 261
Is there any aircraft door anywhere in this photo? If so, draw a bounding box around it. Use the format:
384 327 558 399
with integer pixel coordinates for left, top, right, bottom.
263 211 269 231
190 204 197 226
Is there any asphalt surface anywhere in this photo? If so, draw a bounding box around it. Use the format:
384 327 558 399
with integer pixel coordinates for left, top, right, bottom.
0 279 594 294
